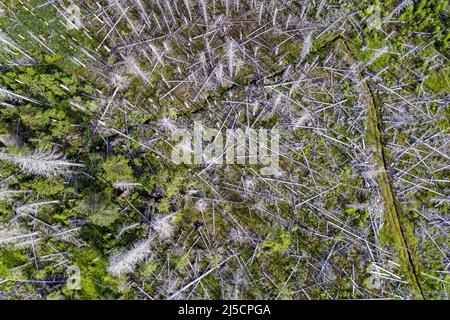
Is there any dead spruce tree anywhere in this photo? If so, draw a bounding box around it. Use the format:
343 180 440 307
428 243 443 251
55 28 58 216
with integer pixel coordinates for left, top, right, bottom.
0 149 83 177
107 236 155 276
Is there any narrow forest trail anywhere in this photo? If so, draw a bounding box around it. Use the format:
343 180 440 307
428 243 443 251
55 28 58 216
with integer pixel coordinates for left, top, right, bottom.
336 38 425 299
